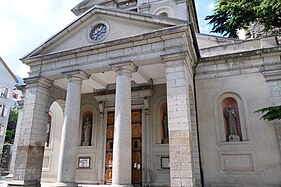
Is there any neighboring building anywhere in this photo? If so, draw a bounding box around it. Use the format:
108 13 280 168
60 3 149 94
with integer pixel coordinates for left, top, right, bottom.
9 0 281 187
11 77 25 109
0 58 18 157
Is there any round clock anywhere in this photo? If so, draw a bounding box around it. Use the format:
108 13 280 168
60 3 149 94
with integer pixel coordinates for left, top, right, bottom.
89 23 107 42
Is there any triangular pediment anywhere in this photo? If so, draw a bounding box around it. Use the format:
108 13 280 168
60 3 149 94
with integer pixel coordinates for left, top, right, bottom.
22 6 187 61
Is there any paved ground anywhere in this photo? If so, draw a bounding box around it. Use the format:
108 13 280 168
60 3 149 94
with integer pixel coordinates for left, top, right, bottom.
0 181 113 187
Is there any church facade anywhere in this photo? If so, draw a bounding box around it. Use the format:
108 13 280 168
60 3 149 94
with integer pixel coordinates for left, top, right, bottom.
9 0 281 187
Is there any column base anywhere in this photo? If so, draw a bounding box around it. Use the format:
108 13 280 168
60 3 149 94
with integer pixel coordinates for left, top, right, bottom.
8 180 24 187
8 180 40 187
53 182 77 187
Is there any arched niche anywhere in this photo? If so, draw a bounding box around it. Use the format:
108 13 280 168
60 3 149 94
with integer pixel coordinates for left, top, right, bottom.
45 114 52 147
43 100 65 172
153 96 169 145
47 100 65 149
160 102 168 144
214 92 250 144
222 97 242 141
79 105 98 147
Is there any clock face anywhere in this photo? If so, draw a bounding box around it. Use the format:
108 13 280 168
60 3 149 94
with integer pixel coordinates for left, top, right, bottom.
89 24 107 42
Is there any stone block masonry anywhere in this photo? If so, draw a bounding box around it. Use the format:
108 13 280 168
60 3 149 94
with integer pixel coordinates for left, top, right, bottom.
165 59 195 187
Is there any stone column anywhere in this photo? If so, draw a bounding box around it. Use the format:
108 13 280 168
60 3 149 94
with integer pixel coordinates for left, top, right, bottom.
111 63 137 187
8 77 52 187
56 70 89 187
97 101 105 184
263 70 281 154
163 57 195 187
143 97 151 186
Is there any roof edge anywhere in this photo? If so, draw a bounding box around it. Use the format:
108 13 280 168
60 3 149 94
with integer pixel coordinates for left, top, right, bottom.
0 57 19 83
21 5 188 61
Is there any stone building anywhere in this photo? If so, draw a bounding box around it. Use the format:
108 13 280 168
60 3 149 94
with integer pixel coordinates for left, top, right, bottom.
0 57 18 175
0 57 18 156
9 0 281 186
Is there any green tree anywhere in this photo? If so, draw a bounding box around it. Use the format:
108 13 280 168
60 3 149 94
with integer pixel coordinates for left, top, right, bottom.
256 105 281 121
5 108 18 144
256 85 281 121
205 0 281 38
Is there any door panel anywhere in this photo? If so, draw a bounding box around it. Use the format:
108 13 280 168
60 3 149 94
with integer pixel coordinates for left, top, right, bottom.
131 110 142 185
105 110 142 185
105 112 114 184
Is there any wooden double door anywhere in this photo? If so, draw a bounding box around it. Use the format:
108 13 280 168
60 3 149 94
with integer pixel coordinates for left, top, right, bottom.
105 110 142 186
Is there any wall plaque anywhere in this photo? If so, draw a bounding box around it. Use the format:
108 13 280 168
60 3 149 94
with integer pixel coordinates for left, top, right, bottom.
78 157 90 168
161 157 170 169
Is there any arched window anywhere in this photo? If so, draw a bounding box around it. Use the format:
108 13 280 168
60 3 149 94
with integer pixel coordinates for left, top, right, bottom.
81 110 93 146
159 12 168 17
160 102 169 144
153 6 176 18
222 97 242 141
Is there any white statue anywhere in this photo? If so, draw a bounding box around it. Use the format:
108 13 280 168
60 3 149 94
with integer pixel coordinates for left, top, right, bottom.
225 105 240 141
82 117 92 146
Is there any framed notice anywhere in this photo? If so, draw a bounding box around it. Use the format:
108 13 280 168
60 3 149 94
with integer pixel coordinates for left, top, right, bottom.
161 157 170 169
78 157 90 168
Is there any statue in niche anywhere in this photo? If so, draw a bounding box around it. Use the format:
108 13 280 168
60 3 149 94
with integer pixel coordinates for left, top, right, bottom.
162 113 169 144
225 105 240 141
45 122 51 147
82 117 92 146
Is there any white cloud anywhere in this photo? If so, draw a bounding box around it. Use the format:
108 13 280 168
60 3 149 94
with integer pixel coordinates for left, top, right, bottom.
207 2 215 12
0 0 80 78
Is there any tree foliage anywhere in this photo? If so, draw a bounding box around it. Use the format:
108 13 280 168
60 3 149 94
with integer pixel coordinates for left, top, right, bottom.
205 0 281 38
256 105 281 121
5 108 19 144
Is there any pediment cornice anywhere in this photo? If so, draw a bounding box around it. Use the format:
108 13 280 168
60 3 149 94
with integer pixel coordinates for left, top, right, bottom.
21 6 188 62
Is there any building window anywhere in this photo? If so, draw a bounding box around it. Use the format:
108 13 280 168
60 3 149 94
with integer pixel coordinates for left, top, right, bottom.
0 124 4 136
12 93 18 99
0 105 6 117
0 87 9 98
160 102 169 144
81 110 93 146
159 12 168 17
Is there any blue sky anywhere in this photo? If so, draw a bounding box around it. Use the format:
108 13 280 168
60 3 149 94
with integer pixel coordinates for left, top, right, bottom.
196 0 216 34
0 0 217 78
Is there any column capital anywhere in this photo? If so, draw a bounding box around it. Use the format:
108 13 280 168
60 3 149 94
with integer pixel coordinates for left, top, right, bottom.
110 61 138 76
161 51 187 64
62 69 90 83
24 76 53 89
262 69 281 82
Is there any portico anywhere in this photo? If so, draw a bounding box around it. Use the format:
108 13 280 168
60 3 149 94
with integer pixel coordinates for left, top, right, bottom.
7 0 281 186
8 5 200 187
